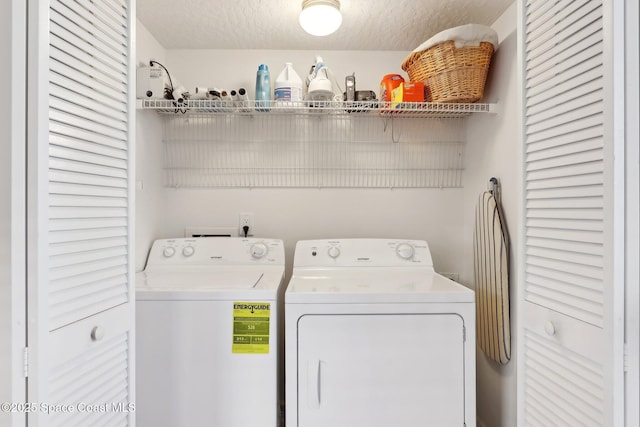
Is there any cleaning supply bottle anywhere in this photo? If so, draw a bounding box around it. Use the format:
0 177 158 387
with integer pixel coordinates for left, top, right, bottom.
274 63 303 110
306 56 334 102
255 64 271 112
380 74 405 103
236 87 252 112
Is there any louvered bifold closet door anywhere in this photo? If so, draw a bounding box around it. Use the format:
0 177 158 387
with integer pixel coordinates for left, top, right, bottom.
28 0 134 425
520 0 613 426
49 0 130 330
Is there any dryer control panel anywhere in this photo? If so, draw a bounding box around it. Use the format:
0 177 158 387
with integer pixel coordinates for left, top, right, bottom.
293 239 433 267
145 237 285 269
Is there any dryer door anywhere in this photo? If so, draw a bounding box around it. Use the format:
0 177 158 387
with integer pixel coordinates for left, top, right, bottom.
297 313 465 427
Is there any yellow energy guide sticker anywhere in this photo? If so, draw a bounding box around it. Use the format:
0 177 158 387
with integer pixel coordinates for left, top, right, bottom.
232 302 271 354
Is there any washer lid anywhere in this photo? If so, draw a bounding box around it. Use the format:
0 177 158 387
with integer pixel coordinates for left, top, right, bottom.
136 268 284 300
285 269 474 303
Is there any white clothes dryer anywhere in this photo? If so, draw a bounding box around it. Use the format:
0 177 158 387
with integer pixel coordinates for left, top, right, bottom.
285 239 475 427
136 237 286 427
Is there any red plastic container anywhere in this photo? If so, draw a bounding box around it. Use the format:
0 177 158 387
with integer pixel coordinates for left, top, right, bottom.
379 74 405 102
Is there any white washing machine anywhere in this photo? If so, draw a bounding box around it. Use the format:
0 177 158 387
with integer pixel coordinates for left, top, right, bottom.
285 239 476 427
136 237 286 427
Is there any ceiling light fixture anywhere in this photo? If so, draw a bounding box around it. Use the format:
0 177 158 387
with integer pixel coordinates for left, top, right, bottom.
299 0 342 37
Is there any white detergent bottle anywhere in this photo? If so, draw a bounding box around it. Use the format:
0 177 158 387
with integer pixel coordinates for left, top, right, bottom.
274 62 303 110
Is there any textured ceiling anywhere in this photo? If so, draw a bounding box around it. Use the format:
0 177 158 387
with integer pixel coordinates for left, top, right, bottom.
137 0 513 51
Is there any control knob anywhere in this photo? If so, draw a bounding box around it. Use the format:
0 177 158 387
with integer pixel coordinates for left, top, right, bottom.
182 245 195 257
396 243 415 260
250 242 269 259
162 246 176 258
327 246 341 259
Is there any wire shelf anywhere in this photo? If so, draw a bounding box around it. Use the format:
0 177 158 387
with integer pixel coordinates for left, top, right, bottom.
139 98 495 119
161 114 466 188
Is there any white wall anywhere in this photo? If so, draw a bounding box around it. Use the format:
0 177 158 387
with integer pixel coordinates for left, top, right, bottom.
135 20 167 271
0 1 26 425
136 18 167 68
154 188 466 275
463 3 518 427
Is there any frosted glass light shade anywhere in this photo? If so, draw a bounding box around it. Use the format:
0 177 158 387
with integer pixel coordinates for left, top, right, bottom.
299 0 342 37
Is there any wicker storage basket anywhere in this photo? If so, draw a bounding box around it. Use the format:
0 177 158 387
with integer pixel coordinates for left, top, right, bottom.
402 40 494 103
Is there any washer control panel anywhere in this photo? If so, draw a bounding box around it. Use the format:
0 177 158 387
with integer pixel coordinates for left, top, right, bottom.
145 237 284 269
295 239 433 267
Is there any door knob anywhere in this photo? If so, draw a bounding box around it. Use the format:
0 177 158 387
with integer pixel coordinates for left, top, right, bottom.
544 321 556 337
91 326 105 341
